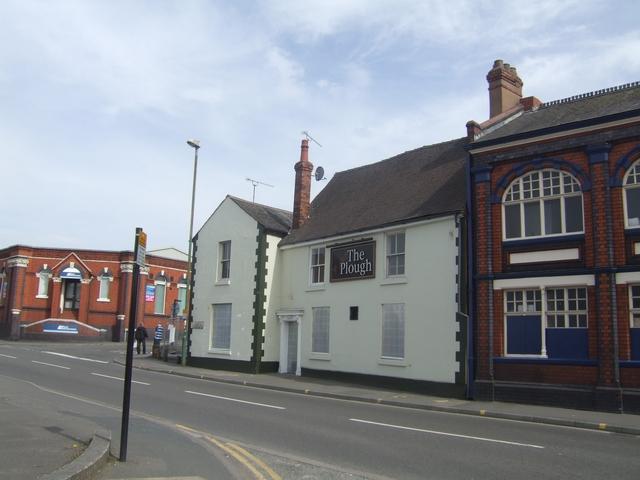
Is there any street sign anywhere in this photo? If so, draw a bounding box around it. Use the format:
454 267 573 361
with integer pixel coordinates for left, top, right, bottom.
136 231 147 267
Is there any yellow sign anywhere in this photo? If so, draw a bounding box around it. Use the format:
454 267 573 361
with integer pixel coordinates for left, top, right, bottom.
136 230 147 266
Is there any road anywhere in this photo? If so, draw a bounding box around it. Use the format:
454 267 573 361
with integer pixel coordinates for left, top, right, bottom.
1 341 639 479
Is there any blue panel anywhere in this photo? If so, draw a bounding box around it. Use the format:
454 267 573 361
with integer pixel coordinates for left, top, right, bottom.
631 329 640 361
546 328 588 359
506 315 541 355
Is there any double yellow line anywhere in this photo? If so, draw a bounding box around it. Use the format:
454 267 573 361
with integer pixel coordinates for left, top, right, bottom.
177 424 281 480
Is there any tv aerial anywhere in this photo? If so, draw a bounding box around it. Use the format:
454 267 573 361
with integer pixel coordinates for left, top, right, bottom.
302 130 322 148
246 177 274 203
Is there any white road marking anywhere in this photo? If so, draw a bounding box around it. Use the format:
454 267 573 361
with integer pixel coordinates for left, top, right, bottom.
43 351 109 364
91 372 150 385
32 360 70 370
0 353 17 359
185 390 286 410
349 418 545 449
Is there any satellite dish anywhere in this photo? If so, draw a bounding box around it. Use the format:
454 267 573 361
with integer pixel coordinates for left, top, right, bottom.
315 166 325 181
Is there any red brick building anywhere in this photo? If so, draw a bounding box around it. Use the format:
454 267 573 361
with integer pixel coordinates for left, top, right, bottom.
468 60 640 413
0 245 188 341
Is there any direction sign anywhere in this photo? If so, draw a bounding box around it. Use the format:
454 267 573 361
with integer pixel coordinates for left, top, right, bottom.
136 230 147 266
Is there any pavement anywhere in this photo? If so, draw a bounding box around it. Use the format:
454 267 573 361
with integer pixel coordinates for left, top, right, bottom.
4 351 640 480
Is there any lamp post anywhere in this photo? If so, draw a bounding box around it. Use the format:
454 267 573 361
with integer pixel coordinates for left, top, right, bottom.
181 139 200 367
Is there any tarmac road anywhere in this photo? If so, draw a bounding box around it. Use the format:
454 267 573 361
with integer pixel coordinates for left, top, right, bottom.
2 341 640 480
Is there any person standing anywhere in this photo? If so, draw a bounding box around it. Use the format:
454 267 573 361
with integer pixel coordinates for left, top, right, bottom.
134 323 148 355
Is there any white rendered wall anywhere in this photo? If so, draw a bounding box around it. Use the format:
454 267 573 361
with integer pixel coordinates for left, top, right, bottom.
190 198 259 361
278 216 460 383
262 233 284 363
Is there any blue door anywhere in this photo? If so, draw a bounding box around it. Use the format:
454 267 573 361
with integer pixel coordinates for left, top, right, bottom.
506 315 541 355
631 328 640 361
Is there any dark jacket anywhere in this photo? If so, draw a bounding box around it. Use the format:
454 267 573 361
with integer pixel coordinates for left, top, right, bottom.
134 326 148 341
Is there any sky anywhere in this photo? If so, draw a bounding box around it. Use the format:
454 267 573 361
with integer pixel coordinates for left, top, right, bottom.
1 0 639 253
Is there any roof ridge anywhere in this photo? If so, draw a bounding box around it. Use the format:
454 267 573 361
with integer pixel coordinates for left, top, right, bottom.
336 136 468 176
540 81 640 108
228 195 292 214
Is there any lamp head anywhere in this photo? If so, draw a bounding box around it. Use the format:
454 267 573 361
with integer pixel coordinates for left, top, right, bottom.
186 139 200 149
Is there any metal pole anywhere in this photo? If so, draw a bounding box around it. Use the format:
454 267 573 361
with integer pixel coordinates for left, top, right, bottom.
182 142 199 366
120 227 142 461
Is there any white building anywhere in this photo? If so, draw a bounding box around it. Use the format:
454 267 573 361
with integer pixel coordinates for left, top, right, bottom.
190 137 469 396
189 195 291 373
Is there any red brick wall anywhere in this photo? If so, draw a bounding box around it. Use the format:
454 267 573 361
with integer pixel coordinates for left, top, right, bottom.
495 363 597 385
0 245 187 339
473 129 640 392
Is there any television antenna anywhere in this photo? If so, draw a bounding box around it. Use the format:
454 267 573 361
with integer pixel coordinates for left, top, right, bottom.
301 130 323 148
246 177 274 203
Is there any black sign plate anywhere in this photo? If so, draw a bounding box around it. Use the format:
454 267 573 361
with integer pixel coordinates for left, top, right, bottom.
330 241 376 282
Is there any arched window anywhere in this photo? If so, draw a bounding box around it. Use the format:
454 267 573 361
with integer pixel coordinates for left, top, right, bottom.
503 169 584 240
623 160 640 228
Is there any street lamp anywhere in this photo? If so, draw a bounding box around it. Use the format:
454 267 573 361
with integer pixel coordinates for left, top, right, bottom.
181 139 200 367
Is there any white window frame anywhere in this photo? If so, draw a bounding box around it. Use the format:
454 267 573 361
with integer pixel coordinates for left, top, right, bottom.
36 272 51 298
218 241 231 281
154 280 166 315
97 275 112 302
545 287 588 328
381 303 405 360
503 289 546 357
309 247 325 285
502 169 584 241
177 284 187 315
623 160 640 228
629 285 640 328
311 306 330 355
210 303 232 352
386 231 406 277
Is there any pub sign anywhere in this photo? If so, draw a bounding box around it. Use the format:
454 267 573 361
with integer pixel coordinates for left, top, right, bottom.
330 240 376 282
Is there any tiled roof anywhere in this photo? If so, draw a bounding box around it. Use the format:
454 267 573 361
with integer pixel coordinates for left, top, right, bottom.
475 82 640 144
280 137 468 246
229 196 292 236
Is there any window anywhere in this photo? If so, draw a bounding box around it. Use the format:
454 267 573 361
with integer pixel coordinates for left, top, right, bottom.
381 303 405 359
546 287 587 328
503 169 583 240
63 281 81 310
311 307 330 354
177 285 187 315
310 247 325 284
630 286 640 328
386 232 405 276
0 273 6 306
36 265 52 298
624 161 640 228
98 277 110 300
97 268 112 301
154 281 166 314
219 241 231 280
505 289 541 314
350 306 359 321
37 274 49 297
211 303 232 350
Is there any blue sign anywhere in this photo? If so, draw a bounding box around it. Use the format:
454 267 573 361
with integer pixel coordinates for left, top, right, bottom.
43 322 79 334
145 285 155 302
60 267 82 279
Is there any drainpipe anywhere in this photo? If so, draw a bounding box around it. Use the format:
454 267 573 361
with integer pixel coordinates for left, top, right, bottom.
465 156 476 399
601 145 621 388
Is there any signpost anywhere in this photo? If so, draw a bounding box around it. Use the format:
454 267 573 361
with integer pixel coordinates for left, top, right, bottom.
119 227 145 462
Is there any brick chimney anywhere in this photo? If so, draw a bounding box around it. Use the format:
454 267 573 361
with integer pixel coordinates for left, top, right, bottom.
292 138 313 229
487 59 523 118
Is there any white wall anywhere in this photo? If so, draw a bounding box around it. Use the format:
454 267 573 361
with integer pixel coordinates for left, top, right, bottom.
278 216 460 383
191 198 259 361
262 233 283 363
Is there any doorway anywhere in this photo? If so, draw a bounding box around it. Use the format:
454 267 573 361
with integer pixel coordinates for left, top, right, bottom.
277 310 303 375
62 280 81 311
